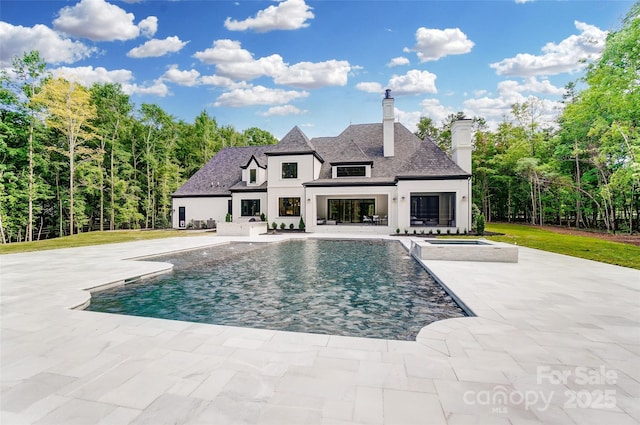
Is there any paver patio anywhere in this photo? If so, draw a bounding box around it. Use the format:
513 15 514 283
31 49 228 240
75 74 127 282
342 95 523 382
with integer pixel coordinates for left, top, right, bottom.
1 234 639 424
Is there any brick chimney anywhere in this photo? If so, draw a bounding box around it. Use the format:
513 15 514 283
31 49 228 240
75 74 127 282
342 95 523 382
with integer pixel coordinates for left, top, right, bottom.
383 89 394 157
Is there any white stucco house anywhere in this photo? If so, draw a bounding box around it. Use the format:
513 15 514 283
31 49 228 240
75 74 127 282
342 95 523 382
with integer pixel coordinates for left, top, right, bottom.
172 91 473 234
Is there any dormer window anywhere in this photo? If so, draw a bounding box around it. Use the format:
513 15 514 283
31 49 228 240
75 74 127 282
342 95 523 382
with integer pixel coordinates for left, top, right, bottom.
332 162 372 178
249 169 256 184
336 166 366 177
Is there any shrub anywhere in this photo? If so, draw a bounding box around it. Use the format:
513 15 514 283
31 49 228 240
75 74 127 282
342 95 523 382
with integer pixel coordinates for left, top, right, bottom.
464 228 468 235
476 214 486 236
436 229 441 235
271 221 277 230
428 229 433 235
456 228 460 235
280 222 286 230
404 229 408 235
225 213 231 222
413 229 417 234
260 213 266 222
395 228 400 234
298 217 305 230
420 230 425 235
289 223 294 230
446 229 451 235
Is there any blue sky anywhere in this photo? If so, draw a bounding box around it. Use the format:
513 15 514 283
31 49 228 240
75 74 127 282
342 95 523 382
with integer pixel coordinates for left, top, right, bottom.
0 0 633 139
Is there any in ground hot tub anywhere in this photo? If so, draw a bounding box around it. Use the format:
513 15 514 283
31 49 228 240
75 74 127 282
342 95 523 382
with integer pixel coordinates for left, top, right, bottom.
411 238 518 263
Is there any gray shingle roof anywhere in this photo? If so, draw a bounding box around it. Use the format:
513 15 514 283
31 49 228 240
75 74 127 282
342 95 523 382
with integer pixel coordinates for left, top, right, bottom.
310 123 469 181
173 145 270 197
173 122 469 197
265 126 316 155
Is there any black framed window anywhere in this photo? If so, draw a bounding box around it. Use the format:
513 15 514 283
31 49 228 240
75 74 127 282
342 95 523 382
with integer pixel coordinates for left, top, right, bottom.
241 199 260 216
249 169 256 184
336 166 366 177
282 162 298 179
279 197 300 216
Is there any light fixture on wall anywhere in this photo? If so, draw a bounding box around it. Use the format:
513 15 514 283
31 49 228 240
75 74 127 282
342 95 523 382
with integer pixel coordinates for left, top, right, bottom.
401 196 405 200
462 195 467 200
307 198 311 202
392 197 397 201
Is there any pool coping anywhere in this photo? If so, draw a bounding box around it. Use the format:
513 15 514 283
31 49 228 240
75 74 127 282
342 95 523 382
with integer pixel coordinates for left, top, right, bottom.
2 233 639 424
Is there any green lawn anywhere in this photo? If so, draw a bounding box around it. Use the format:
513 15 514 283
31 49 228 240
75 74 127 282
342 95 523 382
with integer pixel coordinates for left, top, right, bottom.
0 229 210 255
2 224 638 270
484 223 640 270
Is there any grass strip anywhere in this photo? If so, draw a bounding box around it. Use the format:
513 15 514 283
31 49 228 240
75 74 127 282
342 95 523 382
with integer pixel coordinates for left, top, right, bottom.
485 223 640 270
0 230 210 255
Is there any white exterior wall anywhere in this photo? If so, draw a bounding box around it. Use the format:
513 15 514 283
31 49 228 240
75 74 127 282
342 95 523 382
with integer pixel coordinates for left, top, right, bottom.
313 157 323 180
232 192 268 222
266 154 315 228
171 196 229 228
396 179 471 232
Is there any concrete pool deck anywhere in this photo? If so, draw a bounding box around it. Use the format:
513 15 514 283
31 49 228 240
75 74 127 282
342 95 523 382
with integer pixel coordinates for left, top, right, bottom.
1 233 639 424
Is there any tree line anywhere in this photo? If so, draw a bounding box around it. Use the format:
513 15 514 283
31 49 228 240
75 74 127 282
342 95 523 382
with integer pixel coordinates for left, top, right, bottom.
1 5 637 242
0 52 278 243
416 5 639 233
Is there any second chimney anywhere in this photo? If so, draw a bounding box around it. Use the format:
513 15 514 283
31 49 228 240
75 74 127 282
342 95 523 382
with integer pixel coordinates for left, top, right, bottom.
383 89 394 157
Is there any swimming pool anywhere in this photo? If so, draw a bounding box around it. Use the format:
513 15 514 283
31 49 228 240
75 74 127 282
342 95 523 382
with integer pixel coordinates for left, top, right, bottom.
87 239 466 340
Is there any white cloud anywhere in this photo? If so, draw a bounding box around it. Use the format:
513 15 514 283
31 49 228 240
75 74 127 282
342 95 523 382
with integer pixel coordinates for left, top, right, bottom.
128 79 169 97
498 77 564 96
356 70 437 96
53 0 156 41
214 85 308 107
49 65 168 97
216 54 286 80
193 39 254 64
387 56 410 67
356 82 383 94
200 74 251 89
52 65 133 86
194 39 350 89
490 21 607 77
394 107 422 133
259 105 307 116
409 27 474 62
463 91 559 129
419 98 456 125
515 0 534 3
388 70 437 95
224 0 314 32
274 60 351 88
138 16 157 38
162 65 200 87
0 22 96 67
127 36 188 58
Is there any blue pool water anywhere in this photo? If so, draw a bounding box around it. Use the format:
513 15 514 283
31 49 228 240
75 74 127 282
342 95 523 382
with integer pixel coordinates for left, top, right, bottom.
88 239 466 340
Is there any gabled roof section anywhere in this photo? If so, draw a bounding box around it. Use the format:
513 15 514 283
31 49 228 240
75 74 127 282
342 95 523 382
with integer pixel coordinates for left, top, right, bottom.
311 123 469 182
173 145 270 197
240 154 266 169
265 126 323 161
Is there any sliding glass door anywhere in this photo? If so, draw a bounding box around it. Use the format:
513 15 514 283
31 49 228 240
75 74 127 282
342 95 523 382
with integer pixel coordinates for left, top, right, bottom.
328 199 375 223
